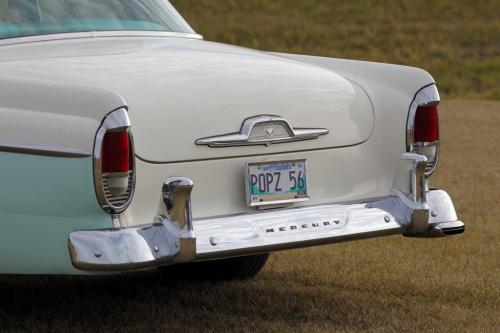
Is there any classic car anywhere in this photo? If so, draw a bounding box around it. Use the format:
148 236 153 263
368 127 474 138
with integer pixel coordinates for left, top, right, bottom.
0 0 464 279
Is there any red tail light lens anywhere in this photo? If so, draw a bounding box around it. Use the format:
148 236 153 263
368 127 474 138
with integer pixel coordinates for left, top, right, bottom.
407 85 441 176
414 105 439 143
102 132 131 173
99 130 134 204
93 108 135 214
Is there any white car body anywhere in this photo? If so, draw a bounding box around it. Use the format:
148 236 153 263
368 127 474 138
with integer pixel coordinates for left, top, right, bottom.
0 4 463 275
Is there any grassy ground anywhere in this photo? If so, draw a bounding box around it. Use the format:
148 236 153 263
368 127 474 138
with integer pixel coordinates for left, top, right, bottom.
171 0 500 100
0 101 498 332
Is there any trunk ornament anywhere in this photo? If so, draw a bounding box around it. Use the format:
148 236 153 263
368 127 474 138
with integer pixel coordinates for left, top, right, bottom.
195 115 329 147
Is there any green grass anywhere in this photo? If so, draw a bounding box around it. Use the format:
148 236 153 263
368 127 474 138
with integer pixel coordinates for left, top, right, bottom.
171 0 500 100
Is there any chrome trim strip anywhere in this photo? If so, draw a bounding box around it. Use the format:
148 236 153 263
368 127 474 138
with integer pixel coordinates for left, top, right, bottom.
196 115 329 147
0 31 203 46
407 84 440 176
0 141 90 158
93 108 136 214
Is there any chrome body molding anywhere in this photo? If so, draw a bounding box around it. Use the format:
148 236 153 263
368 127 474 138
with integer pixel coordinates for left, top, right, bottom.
196 115 329 147
93 108 136 214
0 31 203 47
406 84 440 176
68 153 463 271
0 141 91 158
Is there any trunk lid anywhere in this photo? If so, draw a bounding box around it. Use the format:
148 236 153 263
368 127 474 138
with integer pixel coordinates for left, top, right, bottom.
0 37 374 162
127 42 374 163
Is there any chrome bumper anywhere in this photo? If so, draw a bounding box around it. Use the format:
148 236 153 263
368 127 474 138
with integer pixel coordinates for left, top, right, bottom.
69 153 464 271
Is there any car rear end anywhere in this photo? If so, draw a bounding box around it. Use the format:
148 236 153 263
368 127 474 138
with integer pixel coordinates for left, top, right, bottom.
0 0 462 277
69 56 464 272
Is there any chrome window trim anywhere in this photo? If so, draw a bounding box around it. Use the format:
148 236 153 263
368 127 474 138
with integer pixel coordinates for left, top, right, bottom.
0 141 90 157
196 115 329 147
93 108 136 214
0 31 203 47
406 84 440 176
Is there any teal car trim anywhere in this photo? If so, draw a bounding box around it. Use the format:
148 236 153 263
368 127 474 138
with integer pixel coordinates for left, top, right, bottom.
0 152 113 275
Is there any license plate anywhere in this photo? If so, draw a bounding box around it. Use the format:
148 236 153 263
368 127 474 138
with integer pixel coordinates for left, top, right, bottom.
246 159 309 207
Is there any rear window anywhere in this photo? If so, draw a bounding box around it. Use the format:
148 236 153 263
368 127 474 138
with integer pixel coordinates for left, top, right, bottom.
0 0 194 39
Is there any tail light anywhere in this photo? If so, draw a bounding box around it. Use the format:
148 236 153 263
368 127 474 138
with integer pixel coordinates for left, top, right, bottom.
94 108 135 214
407 84 440 176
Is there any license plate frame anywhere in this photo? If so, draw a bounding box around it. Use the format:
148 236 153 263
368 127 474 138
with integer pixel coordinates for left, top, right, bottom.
246 159 309 207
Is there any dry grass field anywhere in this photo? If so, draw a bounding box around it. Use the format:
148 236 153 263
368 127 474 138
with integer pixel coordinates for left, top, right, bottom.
0 101 498 332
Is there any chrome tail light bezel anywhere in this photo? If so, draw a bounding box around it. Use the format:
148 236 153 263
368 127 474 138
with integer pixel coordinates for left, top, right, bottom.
407 84 440 176
93 108 136 214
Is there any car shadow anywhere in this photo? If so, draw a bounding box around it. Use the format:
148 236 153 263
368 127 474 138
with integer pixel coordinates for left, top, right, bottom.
0 265 480 332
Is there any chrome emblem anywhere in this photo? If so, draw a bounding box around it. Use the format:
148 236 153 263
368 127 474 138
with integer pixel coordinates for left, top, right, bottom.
196 115 329 147
265 127 275 138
